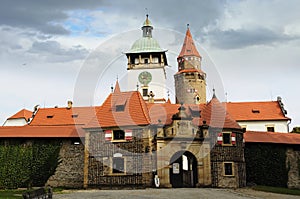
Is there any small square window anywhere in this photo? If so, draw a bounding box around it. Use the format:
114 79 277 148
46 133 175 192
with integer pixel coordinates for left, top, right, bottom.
113 157 124 173
223 133 231 145
144 58 149 64
224 162 234 176
267 126 275 132
116 105 125 112
113 130 125 140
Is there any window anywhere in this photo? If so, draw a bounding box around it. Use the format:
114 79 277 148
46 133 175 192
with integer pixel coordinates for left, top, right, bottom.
134 58 139 64
113 130 125 140
144 58 149 64
153 57 159 63
223 133 231 145
46 115 54 118
113 157 124 173
143 88 148 96
252 109 260 113
217 132 236 146
267 126 275 132
116 105 125 112
224 162 234 176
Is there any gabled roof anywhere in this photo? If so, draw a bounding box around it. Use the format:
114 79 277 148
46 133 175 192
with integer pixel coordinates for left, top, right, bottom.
8 109 32 121
0 125 84 138
245 131 300 145
86 91 150 128
194 97 241 129
29 106 100 126
178 27 201 58
226 101 290 121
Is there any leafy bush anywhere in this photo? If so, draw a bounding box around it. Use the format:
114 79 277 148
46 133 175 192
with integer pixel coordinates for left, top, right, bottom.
245 143 288 187
0 140 61 189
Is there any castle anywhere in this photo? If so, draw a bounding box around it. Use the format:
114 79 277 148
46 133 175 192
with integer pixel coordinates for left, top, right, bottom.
1 15 298 189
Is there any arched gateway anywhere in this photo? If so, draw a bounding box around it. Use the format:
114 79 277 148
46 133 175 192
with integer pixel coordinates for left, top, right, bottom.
170 151 198 188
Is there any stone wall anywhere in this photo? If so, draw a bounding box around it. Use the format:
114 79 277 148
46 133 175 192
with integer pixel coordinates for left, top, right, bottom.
47 139 84 188
86 128 154 188
210 131 246 188
286 147 300 189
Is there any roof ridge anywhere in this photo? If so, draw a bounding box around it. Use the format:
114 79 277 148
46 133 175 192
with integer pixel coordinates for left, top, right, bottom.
136 91 151 124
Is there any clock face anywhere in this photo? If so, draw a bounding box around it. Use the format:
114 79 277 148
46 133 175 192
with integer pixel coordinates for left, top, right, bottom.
138 71 152 85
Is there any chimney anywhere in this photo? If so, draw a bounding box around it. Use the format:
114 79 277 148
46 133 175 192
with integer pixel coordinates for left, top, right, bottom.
67 101 73 109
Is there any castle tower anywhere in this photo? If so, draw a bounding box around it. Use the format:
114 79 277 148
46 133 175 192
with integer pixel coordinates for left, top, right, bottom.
125 15 168 102
174 25 206 104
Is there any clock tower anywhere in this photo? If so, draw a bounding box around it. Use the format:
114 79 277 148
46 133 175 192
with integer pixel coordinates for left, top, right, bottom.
125 15 168 102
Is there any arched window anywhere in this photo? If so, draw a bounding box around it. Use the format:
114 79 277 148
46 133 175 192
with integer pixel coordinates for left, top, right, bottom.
113 157 124 173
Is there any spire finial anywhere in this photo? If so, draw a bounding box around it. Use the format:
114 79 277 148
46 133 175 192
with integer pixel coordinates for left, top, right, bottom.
136 82 139 91
187 23 190 29
212 88 216 98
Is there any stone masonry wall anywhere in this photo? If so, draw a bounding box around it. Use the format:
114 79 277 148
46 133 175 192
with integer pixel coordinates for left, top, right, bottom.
286 147 300 189
47 139 84 188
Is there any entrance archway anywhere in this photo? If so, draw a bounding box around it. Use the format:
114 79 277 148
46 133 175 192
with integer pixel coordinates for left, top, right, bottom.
169 151 198 188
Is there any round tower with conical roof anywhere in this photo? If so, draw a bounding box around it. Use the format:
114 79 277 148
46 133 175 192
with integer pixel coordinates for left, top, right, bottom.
125 15 168 102
174 26 206 104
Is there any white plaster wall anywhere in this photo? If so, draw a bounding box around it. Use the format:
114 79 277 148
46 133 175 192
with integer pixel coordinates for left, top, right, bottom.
128 68 166 100
238 120 289 133
3 118 27 126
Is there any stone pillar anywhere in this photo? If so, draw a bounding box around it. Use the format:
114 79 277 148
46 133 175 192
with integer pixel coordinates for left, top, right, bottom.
203 144 212 186
83 132 90 188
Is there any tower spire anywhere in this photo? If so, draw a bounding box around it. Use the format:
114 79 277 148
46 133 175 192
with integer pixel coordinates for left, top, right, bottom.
174 25 206 104
178 25 201 58
142 14 153 37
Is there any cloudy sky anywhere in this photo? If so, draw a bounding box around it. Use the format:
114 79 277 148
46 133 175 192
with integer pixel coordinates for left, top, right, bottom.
1 0 300 129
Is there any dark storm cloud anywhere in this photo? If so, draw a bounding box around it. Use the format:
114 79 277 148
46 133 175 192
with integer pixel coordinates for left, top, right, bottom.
0 0 108 35
113 0 226 34
206 27 300 49
29 40 89 62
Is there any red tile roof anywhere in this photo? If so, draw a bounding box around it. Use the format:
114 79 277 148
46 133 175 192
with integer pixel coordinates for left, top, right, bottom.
225 101 290 121
0 125 85 138
178 28 201 58
8 109 32 120
86 91 150 128
29 106 100 126
193 97 241 129
147 103 180 125
245 131 300 145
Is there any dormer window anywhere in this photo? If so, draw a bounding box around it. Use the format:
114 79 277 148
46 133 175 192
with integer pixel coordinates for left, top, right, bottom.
116 105 125 112
72 114 78 118
114 99 127 112
46 115 54 119
252 109 260 113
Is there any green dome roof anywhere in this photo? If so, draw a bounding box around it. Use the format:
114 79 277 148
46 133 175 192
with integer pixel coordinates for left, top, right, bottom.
128 37 165 53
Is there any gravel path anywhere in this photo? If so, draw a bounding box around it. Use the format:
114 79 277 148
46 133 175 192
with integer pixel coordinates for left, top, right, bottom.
54 188 299 199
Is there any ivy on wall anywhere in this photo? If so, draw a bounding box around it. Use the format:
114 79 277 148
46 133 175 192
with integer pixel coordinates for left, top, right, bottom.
245 143 288 187
0 140 61 189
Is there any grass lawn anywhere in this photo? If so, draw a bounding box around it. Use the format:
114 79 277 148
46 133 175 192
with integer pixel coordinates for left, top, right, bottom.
0 189 24 199
253 185 300 196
